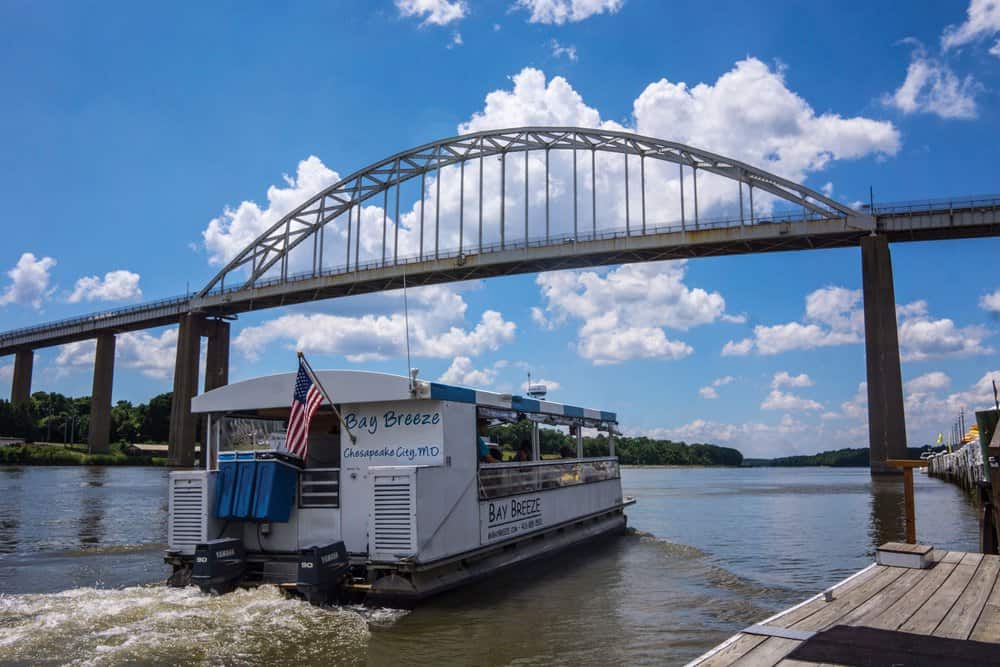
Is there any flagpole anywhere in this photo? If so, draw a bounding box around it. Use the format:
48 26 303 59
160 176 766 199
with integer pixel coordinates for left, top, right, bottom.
298 352 357 444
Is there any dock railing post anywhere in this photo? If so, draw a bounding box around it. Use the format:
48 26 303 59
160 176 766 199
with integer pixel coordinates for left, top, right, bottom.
887 459 928 544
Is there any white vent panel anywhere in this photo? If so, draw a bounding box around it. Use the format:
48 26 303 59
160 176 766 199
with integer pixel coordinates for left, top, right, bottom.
369 471 417 561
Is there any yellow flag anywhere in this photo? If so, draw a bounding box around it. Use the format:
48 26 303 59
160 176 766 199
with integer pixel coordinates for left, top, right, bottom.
936 432 943 445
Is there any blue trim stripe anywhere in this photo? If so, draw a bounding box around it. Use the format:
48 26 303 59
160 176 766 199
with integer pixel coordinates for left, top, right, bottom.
562 405 585 418
511 396 540 413
600 410 617 423
430 383 477 403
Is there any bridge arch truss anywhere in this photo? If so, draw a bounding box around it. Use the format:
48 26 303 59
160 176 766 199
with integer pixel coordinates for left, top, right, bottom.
200 127 860 297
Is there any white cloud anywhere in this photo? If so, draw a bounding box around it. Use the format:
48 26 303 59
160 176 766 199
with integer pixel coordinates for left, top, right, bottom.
736 286 863 356
980 288 1000 312
771 371 813 389
699 375 734 399
439 356 504 386
883 41 980 119
549 39 578 61
577 327 693 365
898 314 992 361
905 370 1000 439
0 252 56 309
67 270 142 303
535 260 735 364
906 371 951 394
723 287 989 360
202 156 342 268
721 338 753 356
513 0 623 24
942 0 1000 53
0 363 11 381
55 329 180 379
234 285 515 363
396 0 467 26
633 58 900 198
447 31 463 48
761 389 822 411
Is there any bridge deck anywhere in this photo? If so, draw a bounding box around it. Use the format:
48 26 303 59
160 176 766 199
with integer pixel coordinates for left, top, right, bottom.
1 196 998 356
688 546 1000 666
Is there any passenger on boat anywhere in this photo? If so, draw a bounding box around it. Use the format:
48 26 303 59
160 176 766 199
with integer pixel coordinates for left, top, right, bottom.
514 442 531 462
477 422 500 463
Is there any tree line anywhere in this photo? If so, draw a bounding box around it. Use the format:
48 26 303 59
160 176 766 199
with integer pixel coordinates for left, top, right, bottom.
487 422 743 466
0 391 173 444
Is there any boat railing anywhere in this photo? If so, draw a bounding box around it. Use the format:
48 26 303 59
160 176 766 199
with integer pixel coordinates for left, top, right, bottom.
477 457 619 500
299 467 340 508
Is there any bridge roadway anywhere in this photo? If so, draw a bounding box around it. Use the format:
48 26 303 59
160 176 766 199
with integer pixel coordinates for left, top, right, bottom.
1 122 997 471
2 196 998 355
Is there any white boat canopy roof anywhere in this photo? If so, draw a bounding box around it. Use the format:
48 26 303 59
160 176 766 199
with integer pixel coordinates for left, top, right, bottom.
191 369 617 425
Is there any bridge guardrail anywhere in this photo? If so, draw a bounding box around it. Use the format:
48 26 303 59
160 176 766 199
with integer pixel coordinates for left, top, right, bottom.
2 195 999 347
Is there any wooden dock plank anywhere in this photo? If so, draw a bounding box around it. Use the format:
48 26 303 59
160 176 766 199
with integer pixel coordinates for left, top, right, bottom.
766 565 887 629
934 554 1000 639
734 636 801 666
862 561 958 630
690 550 1000 666
790 566 908 631
899 552 983 635
838 567 927 626
969 563 1000 642
695 634 768 667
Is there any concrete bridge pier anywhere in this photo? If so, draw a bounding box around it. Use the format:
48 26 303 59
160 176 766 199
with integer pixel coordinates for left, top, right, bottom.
168 315 230 467
11 349 33 406
861 235 907 475
87 333 116 453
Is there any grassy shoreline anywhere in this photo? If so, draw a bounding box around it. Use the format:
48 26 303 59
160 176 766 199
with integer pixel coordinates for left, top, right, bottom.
0 442 166 466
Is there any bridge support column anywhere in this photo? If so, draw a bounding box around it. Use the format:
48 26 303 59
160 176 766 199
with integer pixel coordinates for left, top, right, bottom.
11 349 33 406
862 235 907 475
204 320 230 392
88 333 116 453
168 314 204 467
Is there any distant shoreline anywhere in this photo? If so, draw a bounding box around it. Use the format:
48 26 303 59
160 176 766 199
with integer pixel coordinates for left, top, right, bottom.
0 442 166 467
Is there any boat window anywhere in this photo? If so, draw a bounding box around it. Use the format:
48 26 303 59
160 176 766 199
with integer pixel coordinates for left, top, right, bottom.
478 458 620 500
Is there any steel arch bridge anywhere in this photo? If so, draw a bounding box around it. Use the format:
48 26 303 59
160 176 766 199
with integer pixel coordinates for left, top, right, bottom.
198 126 868 299
3 125 1000 472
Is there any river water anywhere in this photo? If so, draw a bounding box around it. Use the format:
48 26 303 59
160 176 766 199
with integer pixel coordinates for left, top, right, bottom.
0 466 980 665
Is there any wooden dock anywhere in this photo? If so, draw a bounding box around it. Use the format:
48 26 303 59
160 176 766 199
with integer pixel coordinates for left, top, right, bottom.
687 544 1000 666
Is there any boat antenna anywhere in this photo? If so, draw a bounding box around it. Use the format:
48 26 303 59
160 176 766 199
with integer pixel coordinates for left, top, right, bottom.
402 265 414 392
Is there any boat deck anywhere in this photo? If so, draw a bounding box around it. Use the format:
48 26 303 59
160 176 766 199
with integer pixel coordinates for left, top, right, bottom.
688 544 1000 666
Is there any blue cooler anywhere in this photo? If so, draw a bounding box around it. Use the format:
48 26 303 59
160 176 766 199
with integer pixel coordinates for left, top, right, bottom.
232 452 258 519
215 452 238 519
252 459 298 522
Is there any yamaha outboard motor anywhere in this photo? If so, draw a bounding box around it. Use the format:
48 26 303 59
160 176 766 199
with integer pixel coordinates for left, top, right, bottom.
192 538 246 595
296 541 350 605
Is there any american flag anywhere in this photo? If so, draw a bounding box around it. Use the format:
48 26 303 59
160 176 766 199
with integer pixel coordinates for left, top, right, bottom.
285 360 323 459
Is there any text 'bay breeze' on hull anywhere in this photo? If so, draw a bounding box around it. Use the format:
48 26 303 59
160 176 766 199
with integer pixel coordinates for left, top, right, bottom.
165 368 634 605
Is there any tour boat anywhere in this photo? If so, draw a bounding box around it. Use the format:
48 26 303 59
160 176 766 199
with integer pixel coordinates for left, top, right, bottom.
165 369 634 605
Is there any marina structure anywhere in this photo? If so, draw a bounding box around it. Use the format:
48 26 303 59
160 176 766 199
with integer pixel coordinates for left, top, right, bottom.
165 369 632 605
1 127 998 474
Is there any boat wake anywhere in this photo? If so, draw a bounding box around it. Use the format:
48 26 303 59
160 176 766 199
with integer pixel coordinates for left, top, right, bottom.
0 584 406 666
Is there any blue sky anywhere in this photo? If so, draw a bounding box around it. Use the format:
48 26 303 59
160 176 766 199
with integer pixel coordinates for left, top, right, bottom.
2 0 1000 457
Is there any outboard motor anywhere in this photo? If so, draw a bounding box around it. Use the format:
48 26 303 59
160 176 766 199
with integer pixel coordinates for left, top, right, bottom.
192 538 246 595
296 541 349 605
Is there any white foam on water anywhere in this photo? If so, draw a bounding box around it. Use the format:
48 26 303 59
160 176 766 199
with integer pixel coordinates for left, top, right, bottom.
0 584 408 665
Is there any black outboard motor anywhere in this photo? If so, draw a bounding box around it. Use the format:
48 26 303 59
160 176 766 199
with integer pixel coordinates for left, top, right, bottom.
192 538 246 595
296 541 350 605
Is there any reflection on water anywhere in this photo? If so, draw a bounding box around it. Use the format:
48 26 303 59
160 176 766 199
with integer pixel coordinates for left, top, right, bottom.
78 466 107 545
868 476 905 547
0 465 983 665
